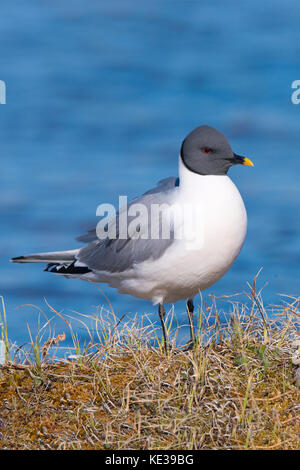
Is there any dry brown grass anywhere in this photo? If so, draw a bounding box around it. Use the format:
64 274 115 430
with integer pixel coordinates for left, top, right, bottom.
0 288 299 450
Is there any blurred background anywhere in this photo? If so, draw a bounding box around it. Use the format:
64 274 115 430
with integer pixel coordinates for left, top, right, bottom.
1 0 300 347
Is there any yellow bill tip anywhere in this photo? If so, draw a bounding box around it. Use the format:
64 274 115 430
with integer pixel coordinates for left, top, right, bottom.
243 157 254 167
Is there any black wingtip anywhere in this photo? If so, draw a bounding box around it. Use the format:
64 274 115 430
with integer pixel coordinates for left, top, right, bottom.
44 261 91 274
11 256 25 263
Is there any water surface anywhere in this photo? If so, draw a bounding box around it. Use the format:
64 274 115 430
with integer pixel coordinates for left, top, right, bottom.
1 1 300 347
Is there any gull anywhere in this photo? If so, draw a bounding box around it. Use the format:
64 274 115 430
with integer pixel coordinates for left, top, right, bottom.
12 125 253 352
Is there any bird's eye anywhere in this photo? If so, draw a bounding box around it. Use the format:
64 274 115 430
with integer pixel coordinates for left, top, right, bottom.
202 147 213 154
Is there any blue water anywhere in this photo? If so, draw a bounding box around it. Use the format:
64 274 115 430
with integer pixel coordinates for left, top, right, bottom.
1 0 300 348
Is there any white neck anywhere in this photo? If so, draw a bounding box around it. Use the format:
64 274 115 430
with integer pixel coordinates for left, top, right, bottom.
178 156 230 195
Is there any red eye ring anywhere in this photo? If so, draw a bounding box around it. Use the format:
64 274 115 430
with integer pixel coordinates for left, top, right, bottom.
202 147 212 154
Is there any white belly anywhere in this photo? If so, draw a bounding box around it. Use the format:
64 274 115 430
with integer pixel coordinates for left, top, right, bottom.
114 172 247 304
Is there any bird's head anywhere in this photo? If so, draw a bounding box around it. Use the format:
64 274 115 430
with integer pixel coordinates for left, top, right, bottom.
180 125 253 176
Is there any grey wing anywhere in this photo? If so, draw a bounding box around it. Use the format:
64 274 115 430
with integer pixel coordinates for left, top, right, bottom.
76 177 179 244
143 177 179 195
77 179 179 273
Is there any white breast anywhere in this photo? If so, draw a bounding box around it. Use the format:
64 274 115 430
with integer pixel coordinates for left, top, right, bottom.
126 159 248 304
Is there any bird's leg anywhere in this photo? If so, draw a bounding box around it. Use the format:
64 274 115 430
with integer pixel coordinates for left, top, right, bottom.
158 303 169 354
186 298 196 348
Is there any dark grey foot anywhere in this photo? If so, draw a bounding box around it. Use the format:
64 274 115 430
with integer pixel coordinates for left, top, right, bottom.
186 298 196 348
158 303 170 354
180 339 194 352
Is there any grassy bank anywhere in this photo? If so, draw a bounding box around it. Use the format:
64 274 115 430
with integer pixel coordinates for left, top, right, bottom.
0 288 299 450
